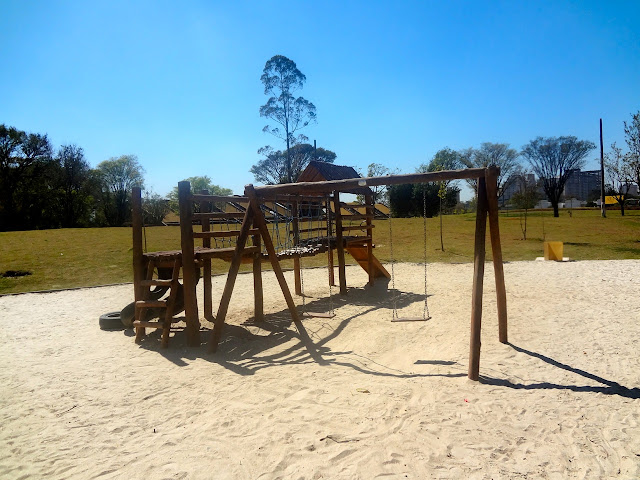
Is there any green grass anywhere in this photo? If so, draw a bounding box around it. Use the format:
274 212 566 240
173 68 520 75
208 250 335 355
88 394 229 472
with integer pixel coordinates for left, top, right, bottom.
1 209 638 294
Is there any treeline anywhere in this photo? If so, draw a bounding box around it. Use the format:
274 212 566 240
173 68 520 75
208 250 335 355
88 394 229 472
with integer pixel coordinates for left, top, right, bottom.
0 124 160 231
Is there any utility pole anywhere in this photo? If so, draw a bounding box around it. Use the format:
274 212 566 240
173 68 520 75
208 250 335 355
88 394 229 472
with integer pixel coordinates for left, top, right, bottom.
600 119 606 218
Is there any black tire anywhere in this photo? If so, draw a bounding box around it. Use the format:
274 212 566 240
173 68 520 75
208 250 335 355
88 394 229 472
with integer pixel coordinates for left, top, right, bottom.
120 302 136 328
99 311 125 330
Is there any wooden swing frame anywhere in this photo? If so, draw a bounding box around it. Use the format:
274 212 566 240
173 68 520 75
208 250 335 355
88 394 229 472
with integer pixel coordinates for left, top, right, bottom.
175 166 507 381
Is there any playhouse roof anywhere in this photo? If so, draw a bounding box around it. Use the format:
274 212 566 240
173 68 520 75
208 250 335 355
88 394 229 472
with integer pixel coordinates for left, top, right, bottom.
297 161 372 194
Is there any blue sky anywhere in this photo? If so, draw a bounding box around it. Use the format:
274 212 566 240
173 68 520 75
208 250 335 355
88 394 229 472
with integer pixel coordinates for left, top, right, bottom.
1 1 639 199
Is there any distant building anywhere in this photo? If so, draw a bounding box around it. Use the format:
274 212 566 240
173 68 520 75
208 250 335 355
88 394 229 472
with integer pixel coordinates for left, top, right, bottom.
563 169 601 201
501 173 537 204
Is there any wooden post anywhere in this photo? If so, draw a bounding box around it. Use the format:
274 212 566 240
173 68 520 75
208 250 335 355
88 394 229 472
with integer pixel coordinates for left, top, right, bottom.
326 196 335 286
333 191 347 295
252 233 264 322
132 187 145 341
178 181 201 347
292 200 302 295
245 185 302 326
208 206 254 351
200 190 213 321
469 176 488 381
365 194 374 287
132 187 144 303
485 166 508 344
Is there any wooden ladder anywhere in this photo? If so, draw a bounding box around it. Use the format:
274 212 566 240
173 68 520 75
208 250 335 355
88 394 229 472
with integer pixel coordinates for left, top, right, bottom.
134 257 182 348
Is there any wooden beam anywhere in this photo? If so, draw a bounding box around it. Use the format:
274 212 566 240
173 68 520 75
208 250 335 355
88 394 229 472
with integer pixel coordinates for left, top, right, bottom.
253 168 487 196
485 166 508 344
245 185 302 327
326 197 335 286
178 181 201 346
252 234 264 322
469 176 489 381
208 205 255 352
191 194 249 203
365 194 374 287
333 191 347 294
131 187 144 304
292 200 301 295
200 189 213 321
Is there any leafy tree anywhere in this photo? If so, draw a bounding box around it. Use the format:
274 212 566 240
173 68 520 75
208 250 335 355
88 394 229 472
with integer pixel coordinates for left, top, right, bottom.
521 136 595 217
624 111 640 188
250 143 336 185
55 144 93 227
460 142 521 204
96 155 145 226
605 143 634 216
0 124 54 230
259 55 317 183
420 148 462 251
360 163 398 205
167 175 233 213
510 173 540 240
142 192 171 225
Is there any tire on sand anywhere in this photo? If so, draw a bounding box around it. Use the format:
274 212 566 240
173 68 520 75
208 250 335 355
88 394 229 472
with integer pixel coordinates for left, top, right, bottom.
99 311 125 330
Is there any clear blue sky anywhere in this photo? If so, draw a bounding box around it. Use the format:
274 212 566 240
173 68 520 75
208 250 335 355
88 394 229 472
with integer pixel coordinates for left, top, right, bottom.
2 1 639 199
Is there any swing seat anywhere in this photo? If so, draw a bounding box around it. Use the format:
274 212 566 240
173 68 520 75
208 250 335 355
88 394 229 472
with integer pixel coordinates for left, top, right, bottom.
301 311 336 319
391 316 431 322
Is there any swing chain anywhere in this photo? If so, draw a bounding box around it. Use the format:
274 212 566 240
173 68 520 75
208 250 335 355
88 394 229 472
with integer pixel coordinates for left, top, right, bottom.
423 186 430 320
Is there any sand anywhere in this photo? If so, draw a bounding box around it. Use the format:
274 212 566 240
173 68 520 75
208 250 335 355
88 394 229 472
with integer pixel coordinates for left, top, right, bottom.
1 260 639 479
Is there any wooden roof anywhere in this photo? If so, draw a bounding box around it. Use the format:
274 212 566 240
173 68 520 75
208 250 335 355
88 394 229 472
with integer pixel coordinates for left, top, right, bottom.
297 161 372 194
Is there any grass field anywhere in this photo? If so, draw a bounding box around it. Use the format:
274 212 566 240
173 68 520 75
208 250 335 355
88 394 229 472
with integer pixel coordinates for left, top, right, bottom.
1 209 638 294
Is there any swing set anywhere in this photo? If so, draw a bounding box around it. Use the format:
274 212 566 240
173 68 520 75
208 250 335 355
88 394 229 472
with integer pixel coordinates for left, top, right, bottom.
131 166 507 381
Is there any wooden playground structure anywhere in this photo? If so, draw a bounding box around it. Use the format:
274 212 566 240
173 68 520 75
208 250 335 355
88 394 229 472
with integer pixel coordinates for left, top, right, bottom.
131 165 507 381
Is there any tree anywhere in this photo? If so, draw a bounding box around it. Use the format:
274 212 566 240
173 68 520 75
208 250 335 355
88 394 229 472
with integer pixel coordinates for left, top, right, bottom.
142 192 171 225
360 163 398 205
521 136 595 217
624 111 640 188
605 143 634 216
55 144 93 227
421 148 462 251
259 55 317 183
250 143 336 185
0 124 54 230
460 142 521 204
167 175 233 213
96 155 145 226
510 173 540 240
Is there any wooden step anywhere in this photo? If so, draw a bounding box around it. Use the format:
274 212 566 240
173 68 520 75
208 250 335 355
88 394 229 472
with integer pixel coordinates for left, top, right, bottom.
133 320 167 329
136 300 167 308
345 236 372 245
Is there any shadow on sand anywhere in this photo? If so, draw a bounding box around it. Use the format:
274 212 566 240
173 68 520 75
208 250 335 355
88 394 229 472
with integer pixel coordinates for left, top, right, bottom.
132 283 465 379
480 343 640 399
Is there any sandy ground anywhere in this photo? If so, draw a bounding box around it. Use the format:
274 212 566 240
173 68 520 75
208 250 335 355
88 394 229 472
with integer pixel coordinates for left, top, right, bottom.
1 260 639 479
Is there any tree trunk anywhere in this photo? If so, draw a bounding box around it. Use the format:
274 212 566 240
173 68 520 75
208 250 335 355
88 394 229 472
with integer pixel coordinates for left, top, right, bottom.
552 201 559 218
620 202 625 216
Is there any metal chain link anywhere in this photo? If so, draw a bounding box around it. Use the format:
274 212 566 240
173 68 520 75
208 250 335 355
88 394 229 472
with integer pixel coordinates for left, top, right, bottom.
388 208 398 320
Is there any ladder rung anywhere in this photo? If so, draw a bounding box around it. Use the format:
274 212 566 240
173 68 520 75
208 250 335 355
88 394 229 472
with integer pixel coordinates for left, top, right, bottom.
136 300 167 308
140 279 173 287
346 236 372 245
194 229 260 238
133 321 167 329
341 214 373 221
391 316 431 323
